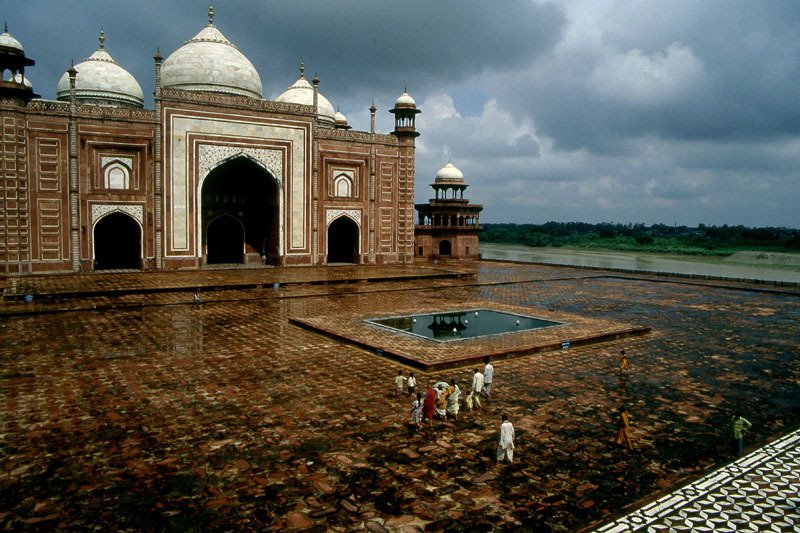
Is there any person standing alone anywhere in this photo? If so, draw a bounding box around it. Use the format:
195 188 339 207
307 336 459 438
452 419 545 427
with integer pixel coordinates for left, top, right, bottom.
729 411 752 458
496 414 515 463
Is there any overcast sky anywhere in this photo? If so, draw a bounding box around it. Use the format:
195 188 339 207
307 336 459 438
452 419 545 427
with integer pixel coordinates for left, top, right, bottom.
7 0 800 227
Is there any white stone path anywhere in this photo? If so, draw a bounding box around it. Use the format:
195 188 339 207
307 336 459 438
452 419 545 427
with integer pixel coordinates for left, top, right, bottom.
594 428 800 532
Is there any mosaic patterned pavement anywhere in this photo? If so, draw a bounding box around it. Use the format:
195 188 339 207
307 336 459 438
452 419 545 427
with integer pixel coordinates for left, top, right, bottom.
1 261 799 531
594 428 800 532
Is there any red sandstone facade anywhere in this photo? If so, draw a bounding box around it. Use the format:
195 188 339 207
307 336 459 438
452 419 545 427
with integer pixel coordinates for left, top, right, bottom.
0 22 418 275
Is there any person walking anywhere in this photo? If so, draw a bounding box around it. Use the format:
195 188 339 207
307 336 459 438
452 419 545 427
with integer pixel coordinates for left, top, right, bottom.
729 411 752 458
471 368 484 409
446 379 461 421
411 393 422 431
407 372 416 396
615 406 633 450
423 382 436 424
619 350 629 377
496 414 515 463
483 357 494 398
394 370 405 398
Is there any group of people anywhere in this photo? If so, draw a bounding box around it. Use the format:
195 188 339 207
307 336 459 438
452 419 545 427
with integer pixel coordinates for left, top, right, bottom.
393 348 754 465
394 358 513 462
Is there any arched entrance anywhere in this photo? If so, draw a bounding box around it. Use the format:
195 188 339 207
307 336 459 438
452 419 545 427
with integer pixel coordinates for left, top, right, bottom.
94 212 141 270
206 215 244 264
201 156 279 265
439 240 452 256
327 216 359 264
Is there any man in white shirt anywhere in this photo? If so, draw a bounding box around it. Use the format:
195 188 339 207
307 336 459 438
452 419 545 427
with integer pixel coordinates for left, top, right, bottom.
496 414 515 463
483 358 494 398
471 368 484 409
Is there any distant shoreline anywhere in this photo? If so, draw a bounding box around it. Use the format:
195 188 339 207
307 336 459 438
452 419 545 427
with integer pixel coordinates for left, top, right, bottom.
480 243 800 284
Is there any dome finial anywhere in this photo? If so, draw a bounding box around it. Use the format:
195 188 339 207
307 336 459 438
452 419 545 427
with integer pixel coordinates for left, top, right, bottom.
99 29 105 49
208 5 214 25
4 21 8 33
299 61 305 78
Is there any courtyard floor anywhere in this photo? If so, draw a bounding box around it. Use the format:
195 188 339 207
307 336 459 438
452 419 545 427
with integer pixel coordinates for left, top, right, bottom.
1 261 799 531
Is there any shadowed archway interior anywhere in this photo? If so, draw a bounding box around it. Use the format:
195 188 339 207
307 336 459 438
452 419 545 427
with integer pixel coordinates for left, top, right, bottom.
202 156 279 265
439 240 452 256
94 212 141 270
327 216 359 264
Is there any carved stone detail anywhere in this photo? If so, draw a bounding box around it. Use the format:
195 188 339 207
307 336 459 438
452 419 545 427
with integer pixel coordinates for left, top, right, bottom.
91 203 143 225
326 208 361 226
198 145 282 184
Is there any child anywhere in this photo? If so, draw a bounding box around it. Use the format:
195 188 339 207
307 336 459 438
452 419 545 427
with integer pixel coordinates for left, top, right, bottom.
394 370 405 397
466 389 474 411
411 392 422 430
407 372 416 396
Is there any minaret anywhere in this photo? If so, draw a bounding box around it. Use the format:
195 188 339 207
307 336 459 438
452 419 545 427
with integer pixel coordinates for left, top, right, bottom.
389 87 421 138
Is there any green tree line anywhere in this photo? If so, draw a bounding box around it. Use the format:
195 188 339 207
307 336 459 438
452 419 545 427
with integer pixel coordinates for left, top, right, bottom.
480 222 800 255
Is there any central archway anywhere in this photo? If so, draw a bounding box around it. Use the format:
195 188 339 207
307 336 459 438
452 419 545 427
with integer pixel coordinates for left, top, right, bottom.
94 212 141 270
201 156 279 265
439 240 452 256
327 216 359 264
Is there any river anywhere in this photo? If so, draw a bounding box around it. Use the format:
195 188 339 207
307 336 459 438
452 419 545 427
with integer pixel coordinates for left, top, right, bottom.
480 243 800 284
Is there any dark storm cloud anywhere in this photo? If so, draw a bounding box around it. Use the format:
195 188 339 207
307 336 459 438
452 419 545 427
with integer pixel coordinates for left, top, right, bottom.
9 0 566 108
6 0 798 227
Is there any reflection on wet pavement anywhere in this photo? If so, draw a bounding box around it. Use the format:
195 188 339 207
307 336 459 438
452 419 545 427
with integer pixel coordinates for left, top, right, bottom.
1 261 798 531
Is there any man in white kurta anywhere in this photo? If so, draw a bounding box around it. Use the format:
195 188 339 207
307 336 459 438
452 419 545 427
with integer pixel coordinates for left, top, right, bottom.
496 414 515 463
471 369 484 409
483 360 494 398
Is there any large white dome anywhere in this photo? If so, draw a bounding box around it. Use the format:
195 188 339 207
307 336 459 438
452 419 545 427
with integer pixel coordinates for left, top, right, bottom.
161 24 262 99
275 68 336 126
56 43 144 108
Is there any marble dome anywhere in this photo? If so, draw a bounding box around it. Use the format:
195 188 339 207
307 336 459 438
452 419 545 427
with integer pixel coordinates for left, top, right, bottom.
0 26 24 53
334 108 350 129
275 68 336 126
394 90 417 108
435 162 465 184
161 24 262 99
56 40 144 108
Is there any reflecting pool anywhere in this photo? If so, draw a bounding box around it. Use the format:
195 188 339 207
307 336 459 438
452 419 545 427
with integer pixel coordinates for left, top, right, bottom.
366 309 563 342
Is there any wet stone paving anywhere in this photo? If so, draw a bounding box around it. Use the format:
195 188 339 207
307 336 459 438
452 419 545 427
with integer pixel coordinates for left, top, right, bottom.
1 261 799 532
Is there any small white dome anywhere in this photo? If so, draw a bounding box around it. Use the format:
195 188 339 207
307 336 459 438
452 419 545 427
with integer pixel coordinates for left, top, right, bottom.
435 162 465 183
334 109 350 129
56 47 144 108
161 24 262 99
0 28 24 53
275 70 336 126
13 73 32 88
395 90 416 108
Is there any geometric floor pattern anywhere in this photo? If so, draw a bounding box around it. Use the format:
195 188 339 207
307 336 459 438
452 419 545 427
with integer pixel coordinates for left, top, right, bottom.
594 428 800 532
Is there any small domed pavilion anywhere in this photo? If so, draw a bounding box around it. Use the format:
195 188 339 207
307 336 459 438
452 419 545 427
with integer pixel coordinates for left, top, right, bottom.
415 161 483 260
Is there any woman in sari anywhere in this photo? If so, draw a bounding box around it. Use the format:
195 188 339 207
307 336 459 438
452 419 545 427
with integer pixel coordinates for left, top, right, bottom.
446 378 461 421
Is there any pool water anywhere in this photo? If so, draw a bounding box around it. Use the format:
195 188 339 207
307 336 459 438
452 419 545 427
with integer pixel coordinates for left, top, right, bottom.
366 309 563 342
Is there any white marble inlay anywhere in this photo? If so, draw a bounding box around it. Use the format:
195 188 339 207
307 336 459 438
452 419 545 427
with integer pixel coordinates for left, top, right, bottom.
91 203 143 225
326 208 361 226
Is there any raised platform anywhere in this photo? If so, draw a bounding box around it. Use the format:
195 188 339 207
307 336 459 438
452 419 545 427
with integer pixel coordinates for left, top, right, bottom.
291 300 650 371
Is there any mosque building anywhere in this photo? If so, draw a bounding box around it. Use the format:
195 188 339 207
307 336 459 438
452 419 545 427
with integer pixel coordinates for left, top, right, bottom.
0 8 422 274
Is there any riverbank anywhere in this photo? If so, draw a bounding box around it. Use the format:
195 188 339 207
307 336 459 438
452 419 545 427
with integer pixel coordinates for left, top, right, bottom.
480 243 800 284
